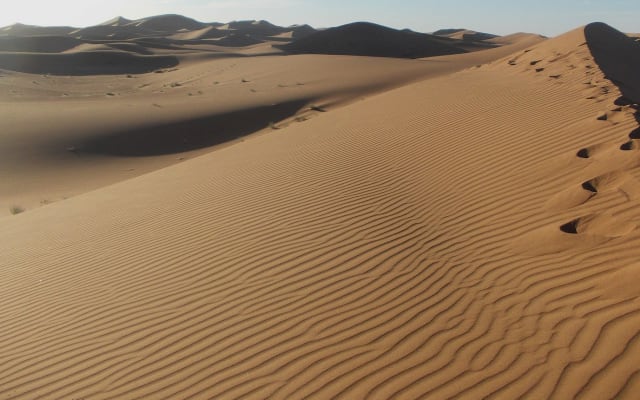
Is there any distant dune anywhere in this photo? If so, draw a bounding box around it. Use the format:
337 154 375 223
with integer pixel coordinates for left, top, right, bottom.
132 14 207 32
279 22 474 58
169 26 226 40
0 15 310 46
486 32 546 45
220 20 285 36
98 16 133 27
433 28 499 41
289 24 317 39
0 17 511 75
0 23 76 36
70 24 157 40
0 51 178 75
0 36 82 53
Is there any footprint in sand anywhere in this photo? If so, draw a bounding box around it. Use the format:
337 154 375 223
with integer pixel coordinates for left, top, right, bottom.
521 30 640 255
560 213 636 238
513 213 635 256
547 169 640 211
619 140 638 151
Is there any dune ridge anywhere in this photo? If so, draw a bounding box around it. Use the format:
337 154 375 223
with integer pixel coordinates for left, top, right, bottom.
278 22 485 58
0 16 504 76
0 51 179 75
1 22 640 400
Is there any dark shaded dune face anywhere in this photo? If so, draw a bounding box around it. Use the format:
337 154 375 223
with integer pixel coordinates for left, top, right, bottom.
195 27 226 39
0 52 178 75
290 25 316 39
280 22 467 58
585 22 640 104
106 42 155 55
462 32 499 42
78 100 309 157
0 36 81 53
224 20 283 36
216 34 264 47
135 14 205 32
72 25 154 40
0 23 76 36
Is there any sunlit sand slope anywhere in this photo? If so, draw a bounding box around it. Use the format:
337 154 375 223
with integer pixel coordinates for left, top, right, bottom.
1 23 639 399
0 34 541 215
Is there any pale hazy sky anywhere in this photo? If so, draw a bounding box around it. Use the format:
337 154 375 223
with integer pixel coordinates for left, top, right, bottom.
2 0 639 36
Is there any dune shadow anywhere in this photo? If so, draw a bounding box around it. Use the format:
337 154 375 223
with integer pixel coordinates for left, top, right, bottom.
0 36 82 53
79 100 309 157
585 23 640 104
277 22 468 59
0 52 179 75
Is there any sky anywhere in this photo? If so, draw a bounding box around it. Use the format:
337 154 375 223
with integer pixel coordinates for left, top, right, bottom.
1 0 638 36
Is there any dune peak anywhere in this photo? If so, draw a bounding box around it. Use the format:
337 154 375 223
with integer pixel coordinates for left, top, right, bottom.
585 22 640 104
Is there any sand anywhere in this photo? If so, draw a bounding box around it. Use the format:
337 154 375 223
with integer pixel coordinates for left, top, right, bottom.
1 18 640 399
0 27 540 215
279 22 476 58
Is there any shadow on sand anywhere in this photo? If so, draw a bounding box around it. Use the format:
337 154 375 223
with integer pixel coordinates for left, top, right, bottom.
585 22 640 105
79 99 309 157
0 51 179 75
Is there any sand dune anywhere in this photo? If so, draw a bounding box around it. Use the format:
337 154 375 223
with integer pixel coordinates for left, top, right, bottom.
213 33 264 47
75 15 207 39
433 28 499 42
220 20 285 36
98 16 133 27
2 18 640 400
288 24 317 39
70 25 152 40
0 51 178 75
0 36 82 53
0 23 76 36
1 45 523 214
486 32 546 45
279 22 477 58
0 26 542 215
169 26 226 40
0 16 320 73
132 14 207 32
585 22 640 104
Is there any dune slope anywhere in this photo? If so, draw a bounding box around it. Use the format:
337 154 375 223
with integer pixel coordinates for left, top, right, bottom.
279 22 472 58
0 51 179 75
585 22 640 104
1 23 640 399
0 34 541 216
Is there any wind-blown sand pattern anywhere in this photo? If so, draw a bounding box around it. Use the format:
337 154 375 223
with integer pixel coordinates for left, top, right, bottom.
1 20 640 399
0 25 540 215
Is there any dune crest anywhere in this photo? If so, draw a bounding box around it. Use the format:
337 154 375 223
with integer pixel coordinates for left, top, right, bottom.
278 22 488 58
585 22 640 104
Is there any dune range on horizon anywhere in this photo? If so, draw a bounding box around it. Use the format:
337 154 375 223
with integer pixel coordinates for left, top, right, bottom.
1 15 640 399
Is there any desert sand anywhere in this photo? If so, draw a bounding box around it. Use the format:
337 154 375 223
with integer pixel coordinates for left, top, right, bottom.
1 15 640 399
